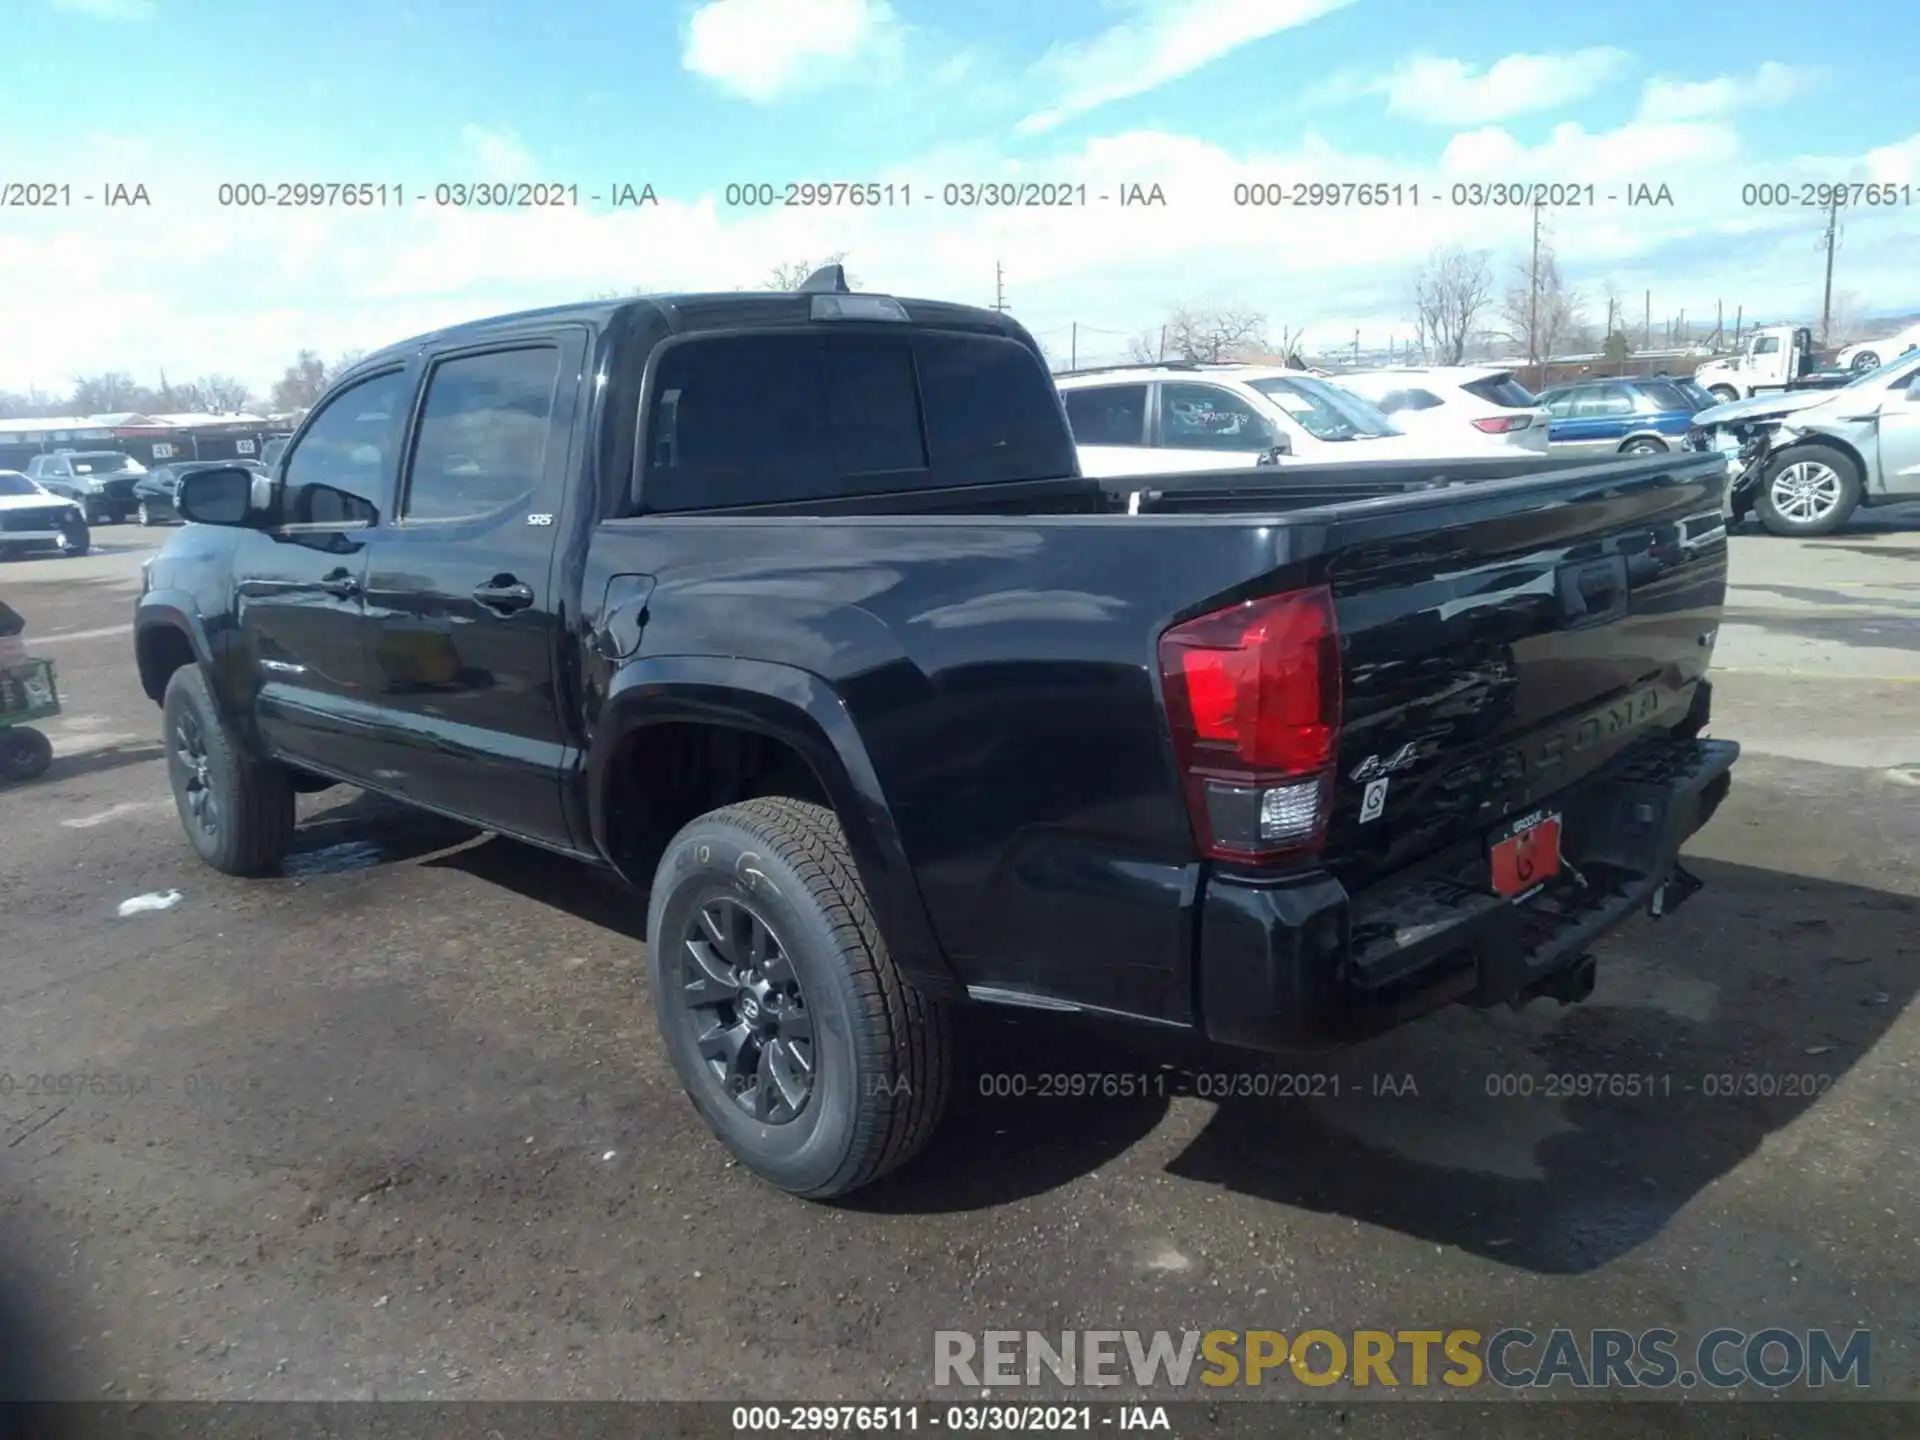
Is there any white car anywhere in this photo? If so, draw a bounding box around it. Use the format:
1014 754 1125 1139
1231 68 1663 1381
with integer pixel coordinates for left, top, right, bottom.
0 470 90 558
1835 322 1920 375
1331 366 1550 454
1055 364 1514 479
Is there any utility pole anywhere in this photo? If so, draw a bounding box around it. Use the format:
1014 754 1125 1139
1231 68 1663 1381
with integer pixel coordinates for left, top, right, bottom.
1527 200 1543 385
1158 324 1167 361
1819 194 1841 343
1352 328 1360 364
1714 299 1722 349
1643 290 1651 350
1069 322 1077 371
1734 304 1743 348
992 261 1008 313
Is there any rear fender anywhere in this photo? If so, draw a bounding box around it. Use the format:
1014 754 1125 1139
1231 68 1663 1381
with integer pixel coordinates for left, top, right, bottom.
588 654 957 996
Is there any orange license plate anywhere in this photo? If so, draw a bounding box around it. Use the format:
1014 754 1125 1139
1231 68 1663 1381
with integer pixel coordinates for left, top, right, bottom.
1490 810 1561 897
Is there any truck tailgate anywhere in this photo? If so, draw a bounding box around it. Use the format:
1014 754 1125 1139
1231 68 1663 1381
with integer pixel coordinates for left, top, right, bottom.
1315 457 1729 892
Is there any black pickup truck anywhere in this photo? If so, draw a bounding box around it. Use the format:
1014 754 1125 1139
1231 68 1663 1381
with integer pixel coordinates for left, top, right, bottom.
134 269 1739 1199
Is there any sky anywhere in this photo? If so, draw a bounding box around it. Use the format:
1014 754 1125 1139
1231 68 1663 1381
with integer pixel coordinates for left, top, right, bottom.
1 0 1916 396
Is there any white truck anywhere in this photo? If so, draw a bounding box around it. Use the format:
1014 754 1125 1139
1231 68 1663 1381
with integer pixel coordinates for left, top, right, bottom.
1692 325 1852 403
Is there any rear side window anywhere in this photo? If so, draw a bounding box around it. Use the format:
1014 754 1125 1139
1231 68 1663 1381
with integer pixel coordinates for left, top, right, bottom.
403 346 562 521
1379 388 1444 413
1635 381 1692 413
1062 384 1148 445
640 328 1072 510
1461 373 1536 407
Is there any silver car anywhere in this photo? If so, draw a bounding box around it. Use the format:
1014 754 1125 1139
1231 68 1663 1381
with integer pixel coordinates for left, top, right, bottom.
1689 350 1920 536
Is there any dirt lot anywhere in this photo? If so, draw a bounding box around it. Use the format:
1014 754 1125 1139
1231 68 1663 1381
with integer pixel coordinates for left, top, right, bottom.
0 513 1916 1417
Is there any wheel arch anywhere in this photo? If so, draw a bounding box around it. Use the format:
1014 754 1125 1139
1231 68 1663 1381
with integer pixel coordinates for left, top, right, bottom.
1769 433 1867 483
588 655 958 996
134 596 216 706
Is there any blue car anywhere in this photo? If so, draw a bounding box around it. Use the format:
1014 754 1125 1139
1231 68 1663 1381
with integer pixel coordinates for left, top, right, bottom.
1534 377 1709 455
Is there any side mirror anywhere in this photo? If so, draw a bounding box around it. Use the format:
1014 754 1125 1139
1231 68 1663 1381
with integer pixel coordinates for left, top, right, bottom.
1256 436 1293 466
177 466 277 528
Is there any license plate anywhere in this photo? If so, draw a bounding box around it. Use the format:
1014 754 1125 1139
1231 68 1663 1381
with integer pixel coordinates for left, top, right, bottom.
1489 809 1561 898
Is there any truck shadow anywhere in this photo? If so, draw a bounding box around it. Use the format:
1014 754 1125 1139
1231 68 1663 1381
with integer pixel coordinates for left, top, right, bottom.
861 858 1917 1273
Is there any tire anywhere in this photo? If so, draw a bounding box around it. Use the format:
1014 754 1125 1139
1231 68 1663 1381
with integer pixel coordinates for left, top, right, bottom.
54 516 89 558
1756 447 1862 537
0 727 52 782
1851 351 1880 374
1709 386 1740 404
1621 437 1668 456
137 501 153 526
161 665 295 875
646 797 952 1199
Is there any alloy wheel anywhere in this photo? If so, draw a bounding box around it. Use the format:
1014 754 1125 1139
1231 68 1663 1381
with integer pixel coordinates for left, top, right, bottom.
169 706 219 839
679 895 815 1123
1769 461 1843 525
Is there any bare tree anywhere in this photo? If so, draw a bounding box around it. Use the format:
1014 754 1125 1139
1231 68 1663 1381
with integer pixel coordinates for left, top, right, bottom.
1497 243 1584 370
1123 328 1162 364
68 372 146 414
1410 246 1493 365
195 375 255 413
270 350 330 412
765 251 859 290
588 281 655 300
325 349 369 386
1163 305 1268 363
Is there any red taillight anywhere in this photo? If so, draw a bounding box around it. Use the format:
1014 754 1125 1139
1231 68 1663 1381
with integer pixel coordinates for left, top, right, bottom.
1159 586 1342 864
1472 414 1529 433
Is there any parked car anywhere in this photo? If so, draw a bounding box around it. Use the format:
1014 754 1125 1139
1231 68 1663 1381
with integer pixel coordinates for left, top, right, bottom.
1057 362 1514 478
1652 373 1717 411
24 450 146 524
134 460 267 526
1688 347 1920 535
1331 366 1549 454
1834 321 1920 375
135 268 1739 1199
1533 377 1709 455
0 470 90 558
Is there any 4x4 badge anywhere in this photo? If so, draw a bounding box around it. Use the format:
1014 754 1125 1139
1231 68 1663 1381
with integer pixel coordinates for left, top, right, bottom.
1351 743 1419 783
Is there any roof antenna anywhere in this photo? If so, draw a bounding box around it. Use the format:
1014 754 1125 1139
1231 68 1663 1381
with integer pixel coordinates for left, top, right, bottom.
797 264 850 295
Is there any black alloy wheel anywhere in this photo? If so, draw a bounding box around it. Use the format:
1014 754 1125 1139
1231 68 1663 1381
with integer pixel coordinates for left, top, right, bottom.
169 702 219 843
681 895 816 1123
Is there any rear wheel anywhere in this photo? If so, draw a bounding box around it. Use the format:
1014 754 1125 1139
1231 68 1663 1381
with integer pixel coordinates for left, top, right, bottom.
0 727 53 782
1621 437 1668 456
1756 449 1862 537
54 516 89 558
647 797 952 1199
162 665 295 874
1709 386 1740 404
1851 351 1880 373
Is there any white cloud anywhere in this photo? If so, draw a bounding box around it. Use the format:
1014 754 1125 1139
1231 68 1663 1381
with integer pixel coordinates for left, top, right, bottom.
1637 61 1816 122
50 0 155 17
681 0 898 102
4 112 1918 395
1018 0 1354 135
1385 48 1633 125
460 125 536 182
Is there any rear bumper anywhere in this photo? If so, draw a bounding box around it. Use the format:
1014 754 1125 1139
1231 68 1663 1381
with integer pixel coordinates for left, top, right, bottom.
1196 734 1739 1053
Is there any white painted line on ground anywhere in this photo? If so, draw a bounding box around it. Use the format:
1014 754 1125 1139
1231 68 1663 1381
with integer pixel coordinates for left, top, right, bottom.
32 624 133 644
63 800 171 829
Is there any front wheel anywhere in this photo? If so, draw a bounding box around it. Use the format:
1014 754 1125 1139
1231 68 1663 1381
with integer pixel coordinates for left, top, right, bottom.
136 501 154 526
0 727 53 782
646 797 953 1200
162 665 296 874
1709 386 1740 404
1756 449 1862 537
1621 437 1669 456
54 516 89 558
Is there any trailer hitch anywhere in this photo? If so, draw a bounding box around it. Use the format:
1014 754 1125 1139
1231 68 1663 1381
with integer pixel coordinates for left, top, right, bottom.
1647 863 1704 919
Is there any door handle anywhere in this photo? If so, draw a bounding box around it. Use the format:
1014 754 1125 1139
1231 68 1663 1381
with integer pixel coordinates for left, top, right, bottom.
473 577 535 614
319 569 360 599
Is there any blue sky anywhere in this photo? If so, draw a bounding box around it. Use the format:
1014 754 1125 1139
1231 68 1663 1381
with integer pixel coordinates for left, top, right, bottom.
2 0 1915 393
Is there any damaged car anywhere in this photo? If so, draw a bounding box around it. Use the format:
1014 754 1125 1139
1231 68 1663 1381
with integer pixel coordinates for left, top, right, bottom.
1687 349 1920 535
